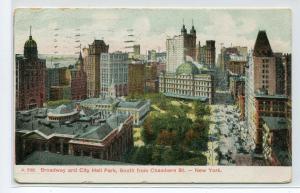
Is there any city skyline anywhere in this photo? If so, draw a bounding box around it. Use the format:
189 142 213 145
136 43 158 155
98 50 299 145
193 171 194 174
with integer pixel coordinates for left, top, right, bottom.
14 9 291 55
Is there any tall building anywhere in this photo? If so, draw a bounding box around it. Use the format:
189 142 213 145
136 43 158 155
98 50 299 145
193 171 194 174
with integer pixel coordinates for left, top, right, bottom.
16 27 46 110
166 24 196 73
197 40 216 67
100 52 128 97
70 51 87 100
128 61 145 96
83 40 109 98
245 31 289 154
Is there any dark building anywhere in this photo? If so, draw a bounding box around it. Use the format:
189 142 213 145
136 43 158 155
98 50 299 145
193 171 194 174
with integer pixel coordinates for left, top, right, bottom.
71 51 87 100
16 27 46 110
15 107 134 164
128 61 146 96
197 40 216 67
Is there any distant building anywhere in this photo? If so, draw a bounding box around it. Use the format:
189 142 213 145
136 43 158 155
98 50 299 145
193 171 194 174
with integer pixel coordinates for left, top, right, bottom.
70 52 87 100
100 52 128 97
145 62 159 93
45 67 60 100
245 31 290 154
128 61 145 96
16 108 133 163
83 40 109 98
218 46 248 72
166 24 196 73
49 85 71 101
159 61 214 104
16 27 46 110
197 40 216 67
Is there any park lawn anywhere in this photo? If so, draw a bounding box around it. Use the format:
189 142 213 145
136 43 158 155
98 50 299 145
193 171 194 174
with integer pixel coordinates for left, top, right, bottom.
133 127 145 147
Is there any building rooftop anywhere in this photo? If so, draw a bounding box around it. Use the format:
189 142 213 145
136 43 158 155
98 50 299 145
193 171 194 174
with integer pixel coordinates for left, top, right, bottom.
16 108 130 141
176 61 199 75
80 97 116 106
20 151 129 165
117 100 148 109
253 30 273 57
254 93 288 99
262 116 288 131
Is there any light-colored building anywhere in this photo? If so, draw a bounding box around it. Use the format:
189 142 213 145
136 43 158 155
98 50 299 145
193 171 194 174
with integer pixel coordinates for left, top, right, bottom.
100 52 128 97
159 61 214 104
166 24 196 73
83 40 109 98
116 100 151 125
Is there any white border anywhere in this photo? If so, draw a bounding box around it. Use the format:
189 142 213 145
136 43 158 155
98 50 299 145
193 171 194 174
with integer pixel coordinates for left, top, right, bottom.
1 0 300 192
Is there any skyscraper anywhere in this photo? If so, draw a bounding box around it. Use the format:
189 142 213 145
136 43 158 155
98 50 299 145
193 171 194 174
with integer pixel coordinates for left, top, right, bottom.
166 23 196 73
100 52 128 97
245 31 289 153
83 40 109 98
16 27 46 110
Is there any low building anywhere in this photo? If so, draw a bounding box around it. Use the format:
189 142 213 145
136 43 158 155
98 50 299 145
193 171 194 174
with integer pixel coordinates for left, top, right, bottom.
47 104 80 123
15 108 134 164
159 61 214 104
80 97 118 119
116 100 151 125
262 117 291 166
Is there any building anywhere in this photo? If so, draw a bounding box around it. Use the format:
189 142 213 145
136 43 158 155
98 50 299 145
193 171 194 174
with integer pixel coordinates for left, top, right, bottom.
128 61 145 96
226 54 247 75
49 85 71 101
70 51 87 100
80 97 118 119
274 53 285 95
116 100 151 125
100 52 128 97
83 40 109 98
16 27 46 110
245 30 290 154
15 108 134 164
159 61 214 104
218 46 248 72
262 117 291 166
197 40 216 67
145 62 159 93
166 24 196 73
45 67 60 100
47 104 80 122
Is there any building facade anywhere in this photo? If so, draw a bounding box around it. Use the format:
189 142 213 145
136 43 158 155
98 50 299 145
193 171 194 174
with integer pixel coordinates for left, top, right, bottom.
83 40 109 98
166 24 196 73
159 61 214 104
16 29 46 110
245 31 290 154
16 109 134 163
70 52 87 100
197 40 216 67
100 52 128 97
128 61 145 96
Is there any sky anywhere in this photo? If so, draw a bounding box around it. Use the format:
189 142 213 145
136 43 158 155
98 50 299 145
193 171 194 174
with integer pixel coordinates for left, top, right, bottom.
14 9 292 55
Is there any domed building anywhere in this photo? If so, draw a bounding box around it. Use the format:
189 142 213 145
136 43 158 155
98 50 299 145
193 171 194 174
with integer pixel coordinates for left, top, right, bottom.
16 26 46 110
159 61 214 103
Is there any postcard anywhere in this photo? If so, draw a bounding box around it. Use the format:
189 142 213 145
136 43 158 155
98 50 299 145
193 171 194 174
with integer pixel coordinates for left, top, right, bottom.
14 8 292 183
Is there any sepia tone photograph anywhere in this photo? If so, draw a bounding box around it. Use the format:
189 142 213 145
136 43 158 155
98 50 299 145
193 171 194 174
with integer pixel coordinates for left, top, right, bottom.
13 8 292 183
